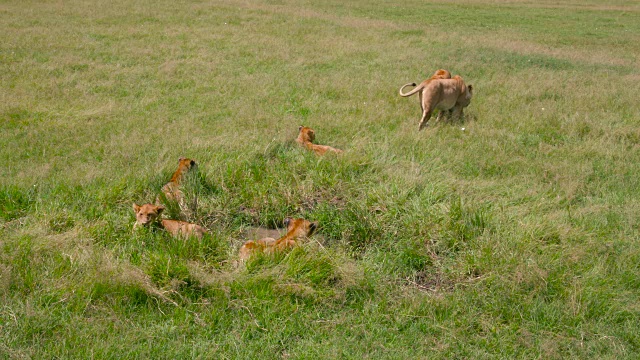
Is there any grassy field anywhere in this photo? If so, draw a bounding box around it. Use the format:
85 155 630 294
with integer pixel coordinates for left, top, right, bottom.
2 0 640 358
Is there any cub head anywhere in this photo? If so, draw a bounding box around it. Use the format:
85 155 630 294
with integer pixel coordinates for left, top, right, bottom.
297 126 316 144
133 203 164 227
432 69 452 80
177 157 197 171
283 217 318 238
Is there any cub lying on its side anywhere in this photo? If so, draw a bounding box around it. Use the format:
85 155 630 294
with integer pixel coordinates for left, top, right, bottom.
133 203 207 239
238 218 318 261
296 126 343 155
399 73 473 130
159 157 197 211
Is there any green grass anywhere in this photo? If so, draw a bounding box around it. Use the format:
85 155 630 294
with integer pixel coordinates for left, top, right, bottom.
2 0 640 358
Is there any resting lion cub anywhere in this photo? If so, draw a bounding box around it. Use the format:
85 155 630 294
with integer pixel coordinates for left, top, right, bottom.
399 72 473 130
238 218 318 261
159 157 196 212
296 126 343 155
133 203 207 239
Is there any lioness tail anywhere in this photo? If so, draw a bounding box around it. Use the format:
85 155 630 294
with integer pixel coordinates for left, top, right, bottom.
399 82 422 97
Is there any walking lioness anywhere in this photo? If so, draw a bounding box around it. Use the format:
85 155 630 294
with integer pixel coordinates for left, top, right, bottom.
400 72 473 130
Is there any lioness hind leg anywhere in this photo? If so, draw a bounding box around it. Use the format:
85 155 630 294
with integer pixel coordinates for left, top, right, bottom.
418 108 434 130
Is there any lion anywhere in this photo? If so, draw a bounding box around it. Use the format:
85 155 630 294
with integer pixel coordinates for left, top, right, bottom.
399 73 473 130
133 203 207 239
238 217 318 261
159 157 197 212
296 126 343 155
398 69 452 104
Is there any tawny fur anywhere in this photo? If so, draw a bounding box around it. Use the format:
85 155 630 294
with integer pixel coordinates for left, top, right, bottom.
296 126 343 155
399 71 473 130
133 203 207 239
159 157 196 212
398 69 452 99
238 218 318 261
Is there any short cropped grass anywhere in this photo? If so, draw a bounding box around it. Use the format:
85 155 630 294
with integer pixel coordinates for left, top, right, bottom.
1 0 640 358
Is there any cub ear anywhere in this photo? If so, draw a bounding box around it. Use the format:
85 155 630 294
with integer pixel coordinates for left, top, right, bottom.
309 221 318 233
190 159 196 166
284 217 292 227
178 157 185 163
299 125 304 131
133 203 140 212
156 205 165 214
468 84 473 93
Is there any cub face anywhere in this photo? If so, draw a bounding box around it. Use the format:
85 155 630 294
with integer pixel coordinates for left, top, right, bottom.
133 203 164 227
283 217 318 238
297 126 316 144
177 157 197 173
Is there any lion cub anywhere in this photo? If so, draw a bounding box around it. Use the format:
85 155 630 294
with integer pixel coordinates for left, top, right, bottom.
238 218 318 261
399 70 473 130
133 203 207 239
296 126 343 155
160 157 197 211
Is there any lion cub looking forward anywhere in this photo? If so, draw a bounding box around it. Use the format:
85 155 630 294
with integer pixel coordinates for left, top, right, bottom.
133 203 207 239
296 126 343 155
238 218 318 261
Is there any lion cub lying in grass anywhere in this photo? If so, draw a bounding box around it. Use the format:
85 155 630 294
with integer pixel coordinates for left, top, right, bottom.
133 203 207 239
238 218 318 261
399 69 473 130
159 157 197 213
296 126 343 155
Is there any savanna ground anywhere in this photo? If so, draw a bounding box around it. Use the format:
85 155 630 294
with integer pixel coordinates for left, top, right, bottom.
1 0 640 358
